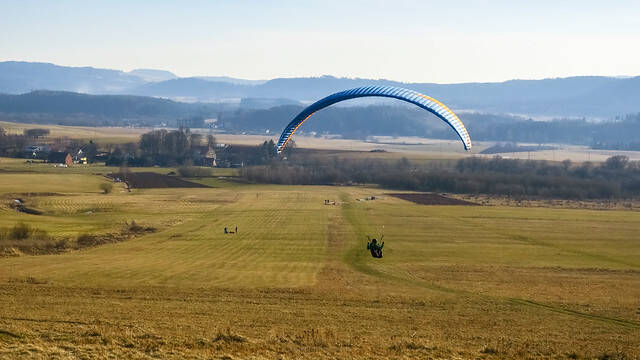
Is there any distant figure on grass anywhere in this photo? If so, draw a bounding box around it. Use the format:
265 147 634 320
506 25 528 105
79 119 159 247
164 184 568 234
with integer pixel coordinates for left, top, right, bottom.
367 235 384 258
235 226 237 234
224 227 228 234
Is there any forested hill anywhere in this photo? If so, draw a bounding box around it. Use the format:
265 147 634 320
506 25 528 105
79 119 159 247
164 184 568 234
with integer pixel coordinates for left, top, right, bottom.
3 61 640 118
222 105 640 149
0 91 221 126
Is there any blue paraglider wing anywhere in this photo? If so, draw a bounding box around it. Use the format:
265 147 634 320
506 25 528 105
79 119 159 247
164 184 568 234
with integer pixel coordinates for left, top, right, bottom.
276 85 471 154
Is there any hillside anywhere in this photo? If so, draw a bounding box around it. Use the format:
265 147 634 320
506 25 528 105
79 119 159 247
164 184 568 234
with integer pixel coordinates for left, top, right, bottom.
2 61 640 118
0 61 145 94
0 91 221 126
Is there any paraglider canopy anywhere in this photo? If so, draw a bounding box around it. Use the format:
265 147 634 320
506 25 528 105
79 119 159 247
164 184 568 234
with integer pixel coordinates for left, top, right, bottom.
276 85 472 154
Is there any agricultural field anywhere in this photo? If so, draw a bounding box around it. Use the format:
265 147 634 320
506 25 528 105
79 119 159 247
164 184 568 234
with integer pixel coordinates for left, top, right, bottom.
0 121 149 144
0 161 639 359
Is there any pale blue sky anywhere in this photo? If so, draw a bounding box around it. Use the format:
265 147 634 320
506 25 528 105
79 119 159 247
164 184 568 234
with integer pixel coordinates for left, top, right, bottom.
1 0 640 83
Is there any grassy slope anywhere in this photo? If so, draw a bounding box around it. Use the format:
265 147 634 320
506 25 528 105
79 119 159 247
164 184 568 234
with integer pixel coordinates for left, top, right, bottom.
0 177 332 288
0 170 639 358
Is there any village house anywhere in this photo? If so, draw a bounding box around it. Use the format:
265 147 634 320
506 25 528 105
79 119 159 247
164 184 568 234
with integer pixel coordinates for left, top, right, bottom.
74 149 88 164
193 145 217 167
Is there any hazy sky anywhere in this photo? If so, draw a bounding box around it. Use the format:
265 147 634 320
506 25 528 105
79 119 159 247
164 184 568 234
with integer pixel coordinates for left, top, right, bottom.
1 0 640 83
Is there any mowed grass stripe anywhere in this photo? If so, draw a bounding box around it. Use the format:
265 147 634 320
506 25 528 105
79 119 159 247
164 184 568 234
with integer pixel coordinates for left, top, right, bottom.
358 199 640 269
340 195 640 329
0 187 333 288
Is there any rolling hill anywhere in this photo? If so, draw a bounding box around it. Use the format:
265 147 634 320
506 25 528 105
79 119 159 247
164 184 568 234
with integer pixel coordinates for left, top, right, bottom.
2 61 640 118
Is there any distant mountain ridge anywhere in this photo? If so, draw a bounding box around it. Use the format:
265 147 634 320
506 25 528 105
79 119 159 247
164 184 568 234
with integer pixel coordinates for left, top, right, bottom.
1 61 640 118
0 61 145 94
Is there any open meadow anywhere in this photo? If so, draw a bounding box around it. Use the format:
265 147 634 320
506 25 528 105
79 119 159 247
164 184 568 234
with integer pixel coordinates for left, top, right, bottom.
0 158 639 359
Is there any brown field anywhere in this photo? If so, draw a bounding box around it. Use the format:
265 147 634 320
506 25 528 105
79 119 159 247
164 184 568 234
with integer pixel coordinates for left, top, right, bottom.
388 193 479 206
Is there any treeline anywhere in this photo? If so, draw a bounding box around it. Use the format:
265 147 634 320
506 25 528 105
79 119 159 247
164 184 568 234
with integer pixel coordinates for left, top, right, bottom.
105 129 293 167
1 124 289 168
0 127 29 157
205 139 294 168
464 114 640 149
0 126 96 159
242 155 640 200
106 129 217 166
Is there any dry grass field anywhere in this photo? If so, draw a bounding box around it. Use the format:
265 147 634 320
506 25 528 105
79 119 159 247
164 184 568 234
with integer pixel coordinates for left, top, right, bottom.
1 158 640 358
0 121 149 144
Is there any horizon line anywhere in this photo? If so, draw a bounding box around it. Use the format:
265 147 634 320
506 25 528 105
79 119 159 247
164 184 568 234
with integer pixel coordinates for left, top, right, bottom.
1 59 638 85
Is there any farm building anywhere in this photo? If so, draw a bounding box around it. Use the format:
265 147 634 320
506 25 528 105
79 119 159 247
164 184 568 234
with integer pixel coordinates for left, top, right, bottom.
47 151 72 166
193 145 217 167
74 149 88 164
